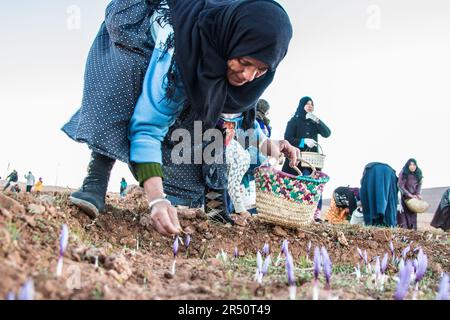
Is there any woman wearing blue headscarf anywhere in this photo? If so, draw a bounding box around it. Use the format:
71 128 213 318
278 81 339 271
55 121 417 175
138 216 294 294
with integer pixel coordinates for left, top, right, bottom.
63 0 297 236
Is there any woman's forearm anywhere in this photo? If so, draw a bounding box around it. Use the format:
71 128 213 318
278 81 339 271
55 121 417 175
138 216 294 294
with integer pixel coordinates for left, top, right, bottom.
143 176 165 201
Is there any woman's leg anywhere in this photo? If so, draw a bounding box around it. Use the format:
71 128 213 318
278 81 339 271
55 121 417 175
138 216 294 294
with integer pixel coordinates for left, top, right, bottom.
226 140 250 213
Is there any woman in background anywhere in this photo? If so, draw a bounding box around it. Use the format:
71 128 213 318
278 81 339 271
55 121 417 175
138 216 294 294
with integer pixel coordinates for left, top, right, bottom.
397 158 423 230
283 97 331 222
431 189 450 231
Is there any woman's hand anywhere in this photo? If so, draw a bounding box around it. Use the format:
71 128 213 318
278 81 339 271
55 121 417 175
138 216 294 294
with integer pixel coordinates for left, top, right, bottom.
143 177 181 237
150 201 182 237
261 139 301 168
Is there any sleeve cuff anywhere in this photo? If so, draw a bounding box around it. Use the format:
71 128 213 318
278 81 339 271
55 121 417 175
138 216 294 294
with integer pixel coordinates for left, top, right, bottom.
136 163 164 186
299 139 305 148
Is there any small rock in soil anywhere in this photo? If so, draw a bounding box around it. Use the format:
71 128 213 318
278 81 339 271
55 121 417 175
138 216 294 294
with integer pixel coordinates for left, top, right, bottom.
27 204 46 215
164 271 174 279
38 195 55 205
183 226 195 235
337 232 349 247
204 232 214 240
195 209 208 220
178 209 197 220
0 194 25 214
273 226 288 237
0 208 12 218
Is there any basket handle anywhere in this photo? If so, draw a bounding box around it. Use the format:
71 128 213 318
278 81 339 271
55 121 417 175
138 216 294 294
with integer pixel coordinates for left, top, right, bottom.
261 154 317 178
304 142 324 155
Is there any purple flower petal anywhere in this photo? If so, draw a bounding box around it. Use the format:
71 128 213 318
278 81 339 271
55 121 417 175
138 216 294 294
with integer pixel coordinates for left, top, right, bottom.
59 224 69 257
357 247 363 261
375 256 381 276
256 251 263 272
313 247 321 281
281 240 289 256
381 253 389 274
173 236 179 257
389 241 395 255
185 235 191 248
322 253 332 289
6 292 15 300
18 278 34 300
436 273 449 300
394 260 413 300
262 243 270 256
363 250 368 265
415 249 428 283
285 253 295 286
307 241 312 256
401 245 410 259
262 256 271 275
234 247 239 259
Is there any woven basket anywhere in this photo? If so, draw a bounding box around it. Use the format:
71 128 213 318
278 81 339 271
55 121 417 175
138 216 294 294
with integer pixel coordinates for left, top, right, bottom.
405 198 430 214
255 158 329 228
300 144 325 169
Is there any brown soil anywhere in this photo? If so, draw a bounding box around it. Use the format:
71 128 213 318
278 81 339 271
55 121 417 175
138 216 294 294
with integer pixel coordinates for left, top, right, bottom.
1 188 448 300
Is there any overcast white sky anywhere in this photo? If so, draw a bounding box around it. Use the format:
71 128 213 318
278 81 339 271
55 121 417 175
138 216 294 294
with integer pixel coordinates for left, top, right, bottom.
1 0 449 198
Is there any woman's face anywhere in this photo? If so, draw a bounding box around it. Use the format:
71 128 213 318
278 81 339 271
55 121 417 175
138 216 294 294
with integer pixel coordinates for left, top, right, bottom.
227 57 269 87
409 162 417 172
303 100 314 113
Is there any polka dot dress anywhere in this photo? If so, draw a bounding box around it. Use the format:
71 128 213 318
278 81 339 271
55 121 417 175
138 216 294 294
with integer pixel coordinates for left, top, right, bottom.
62 1 155 163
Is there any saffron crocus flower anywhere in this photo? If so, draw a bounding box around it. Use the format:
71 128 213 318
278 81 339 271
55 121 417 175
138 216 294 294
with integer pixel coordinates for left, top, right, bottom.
401 245 410 259
414 249 427 284
18 278 34 300
357 247 364 262
313 247 321 300
285 253 296 300
363 250 368 266
185 235 191 248
262 243 270 256
262 256 271 276
413 246 421 253
281 240 289 255
389 241 395 256
306 241 312 259
436 273 449 300
374 256 381 278
234 247 239 259
381 253 389 274
255 251 263 283
173 236 179 257
322 253 332 290
394 260 413 300
56 224 69 277
354 264 361 281
6 292 15 300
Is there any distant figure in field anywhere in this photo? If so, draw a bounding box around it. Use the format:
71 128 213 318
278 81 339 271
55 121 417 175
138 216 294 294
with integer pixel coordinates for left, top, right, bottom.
431 189 450 232
120 178 127 198
3 170 18 191
397 159 423 230
24 171 36 193
360 162 398 228
34 177 43 194
282 96 332 222
325 186 360 224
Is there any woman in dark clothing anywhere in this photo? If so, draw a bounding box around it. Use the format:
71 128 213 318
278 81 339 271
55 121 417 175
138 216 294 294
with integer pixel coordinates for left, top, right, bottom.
431 189 450 231
360 162 398 228
63 0 298 237
282 96 331 221
397 159 423 230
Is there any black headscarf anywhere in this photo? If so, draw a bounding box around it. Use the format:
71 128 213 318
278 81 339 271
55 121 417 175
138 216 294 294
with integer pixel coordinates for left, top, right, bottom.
169 0 293 129
401 158 423 183
256 99 271 126
333 187 358 214
294 96 313 118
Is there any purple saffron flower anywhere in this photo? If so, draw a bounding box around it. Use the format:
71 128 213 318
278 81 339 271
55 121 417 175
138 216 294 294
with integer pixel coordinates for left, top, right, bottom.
6 292 15 300
185 235 191 248
415 249 428 283
374 256 381 277
173 236 179 257
313 247 321 281
322 253 332 289
389 241 395 255
59 224 69 257
285 253 295 286
394 260 413 300
357 247 364 261
18 278 34 300
256 251 263 272
281 240 289 256
262 243 270 256
321 247 330 265
234 247 239 259
401 245 410 259
381 253 389 274
363 250 368 266
262 256 271 275
436 273 449 300
413 246 421 253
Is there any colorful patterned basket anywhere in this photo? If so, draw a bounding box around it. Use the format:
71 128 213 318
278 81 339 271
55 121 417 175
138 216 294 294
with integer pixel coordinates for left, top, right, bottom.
255 158 330 228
